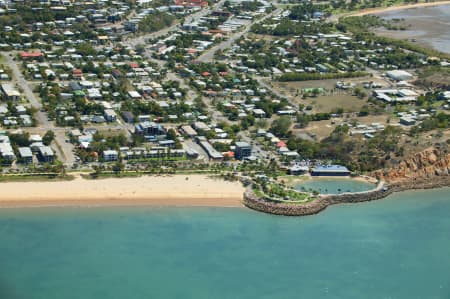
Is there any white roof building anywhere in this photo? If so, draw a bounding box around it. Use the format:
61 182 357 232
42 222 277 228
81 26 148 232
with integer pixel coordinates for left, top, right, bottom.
386 70 413 81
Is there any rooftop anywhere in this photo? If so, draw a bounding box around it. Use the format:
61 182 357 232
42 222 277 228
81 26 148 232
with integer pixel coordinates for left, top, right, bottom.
312 165 350 173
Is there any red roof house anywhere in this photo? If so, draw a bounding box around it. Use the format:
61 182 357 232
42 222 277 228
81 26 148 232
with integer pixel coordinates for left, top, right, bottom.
20 51 43 59
174 0 208 7
276 141 287 148
72 69 83 78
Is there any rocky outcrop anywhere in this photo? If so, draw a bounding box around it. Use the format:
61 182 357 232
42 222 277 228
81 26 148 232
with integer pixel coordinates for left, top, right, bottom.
373 147 450 183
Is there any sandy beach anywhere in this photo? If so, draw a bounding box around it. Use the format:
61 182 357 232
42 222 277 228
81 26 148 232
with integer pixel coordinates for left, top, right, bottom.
346 0 450 17
0 175 245 208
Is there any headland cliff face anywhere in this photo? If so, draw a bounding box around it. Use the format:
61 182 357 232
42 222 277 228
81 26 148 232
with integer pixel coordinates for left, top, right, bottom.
372 147 450 184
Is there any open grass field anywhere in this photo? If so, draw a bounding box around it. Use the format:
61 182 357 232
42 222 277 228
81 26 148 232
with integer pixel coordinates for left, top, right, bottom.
301 94 368 113
270 76 391 114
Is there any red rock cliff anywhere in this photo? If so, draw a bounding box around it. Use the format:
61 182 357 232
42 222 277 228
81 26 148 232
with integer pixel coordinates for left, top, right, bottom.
373 147 450 183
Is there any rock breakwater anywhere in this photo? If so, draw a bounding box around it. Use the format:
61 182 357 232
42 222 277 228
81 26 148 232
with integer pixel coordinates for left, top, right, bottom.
243 176 450 216
244 147 450 216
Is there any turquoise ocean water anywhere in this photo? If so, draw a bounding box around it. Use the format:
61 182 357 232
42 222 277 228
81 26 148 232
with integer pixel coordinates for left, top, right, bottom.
0 188 449 299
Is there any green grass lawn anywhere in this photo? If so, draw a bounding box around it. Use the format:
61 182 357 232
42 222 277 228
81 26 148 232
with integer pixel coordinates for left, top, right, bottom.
253 183 315 204
0 173 74 183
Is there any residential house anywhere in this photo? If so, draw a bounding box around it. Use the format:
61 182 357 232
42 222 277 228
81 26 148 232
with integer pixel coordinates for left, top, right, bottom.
38 146 54 163
18 147 33 164
1 83 20 101
104 109 117 122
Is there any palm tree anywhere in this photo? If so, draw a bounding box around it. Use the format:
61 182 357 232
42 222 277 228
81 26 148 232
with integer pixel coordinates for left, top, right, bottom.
54 161 66 176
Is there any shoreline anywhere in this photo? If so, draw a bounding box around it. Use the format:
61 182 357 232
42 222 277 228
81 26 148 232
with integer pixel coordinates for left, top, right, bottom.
344 1 450 17
0 174 245 209
372 3 450 55
0 174 448 212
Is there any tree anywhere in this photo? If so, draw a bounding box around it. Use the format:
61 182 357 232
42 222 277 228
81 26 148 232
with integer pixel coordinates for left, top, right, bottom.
54 160 66 175
312 88 321 97
138 12 175 33
9 132 30 147
167 128 177 141
43 130 55 146
255 119 268 129
112 162 124 173
270 116 292 137
135 44 146 54
91 165 103 178
296 114 310 128
353 87 367 99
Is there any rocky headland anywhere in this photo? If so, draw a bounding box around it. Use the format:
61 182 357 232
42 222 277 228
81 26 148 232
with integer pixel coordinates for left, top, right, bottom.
373 146 450 183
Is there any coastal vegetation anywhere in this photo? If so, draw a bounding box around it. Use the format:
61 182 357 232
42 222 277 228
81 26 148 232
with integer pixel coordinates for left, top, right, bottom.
252 181 314 203
409 112 450 135
278 72 369 82
138 12 175 33
0 172 73 182
416 66 450 88
286 125 405 172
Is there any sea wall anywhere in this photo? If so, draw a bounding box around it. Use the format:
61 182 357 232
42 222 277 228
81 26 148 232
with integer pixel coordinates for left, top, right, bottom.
243 189 329 216
243 176 450 216
324 181 391 204
244 147 450 216
389 175 450 192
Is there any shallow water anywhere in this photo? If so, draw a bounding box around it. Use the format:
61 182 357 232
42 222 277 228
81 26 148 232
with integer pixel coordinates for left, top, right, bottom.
0 188 449 299
294 178 375 194
376 4 450 54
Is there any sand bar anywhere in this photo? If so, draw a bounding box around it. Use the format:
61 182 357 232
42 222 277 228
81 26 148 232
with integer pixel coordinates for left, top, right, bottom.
0 175 245 208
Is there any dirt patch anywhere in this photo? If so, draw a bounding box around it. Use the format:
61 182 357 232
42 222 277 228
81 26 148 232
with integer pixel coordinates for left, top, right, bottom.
292 119 336 141
272 76 381 91
293 114 392 141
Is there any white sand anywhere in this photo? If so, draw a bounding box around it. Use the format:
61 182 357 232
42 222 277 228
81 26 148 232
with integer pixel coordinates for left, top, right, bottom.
0 175 245 208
